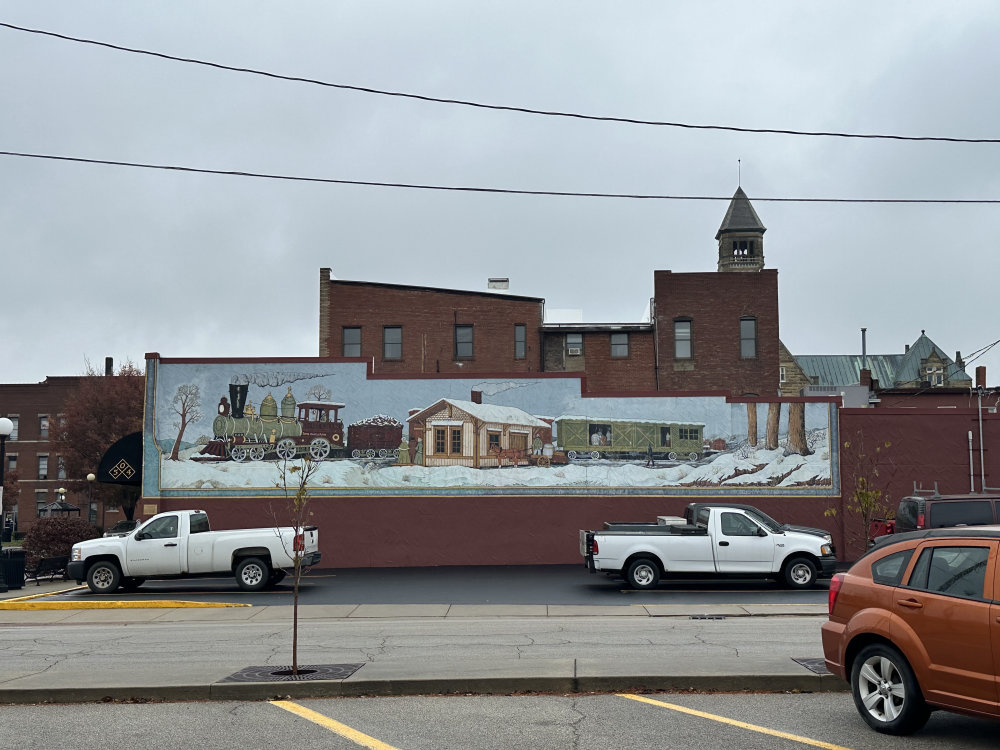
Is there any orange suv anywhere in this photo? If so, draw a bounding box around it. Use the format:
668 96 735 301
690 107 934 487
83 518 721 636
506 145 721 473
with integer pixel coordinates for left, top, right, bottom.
822 527 1000 734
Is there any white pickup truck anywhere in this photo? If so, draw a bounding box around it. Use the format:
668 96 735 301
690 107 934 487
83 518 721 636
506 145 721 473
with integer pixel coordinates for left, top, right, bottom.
580 503 837 590
67 509 321 595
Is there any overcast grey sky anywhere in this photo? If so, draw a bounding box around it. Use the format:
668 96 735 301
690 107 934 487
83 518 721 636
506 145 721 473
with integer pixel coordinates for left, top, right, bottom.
2 2 998 389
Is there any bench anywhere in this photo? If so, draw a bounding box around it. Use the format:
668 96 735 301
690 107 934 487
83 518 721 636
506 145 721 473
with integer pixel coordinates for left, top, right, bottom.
24 555 69 586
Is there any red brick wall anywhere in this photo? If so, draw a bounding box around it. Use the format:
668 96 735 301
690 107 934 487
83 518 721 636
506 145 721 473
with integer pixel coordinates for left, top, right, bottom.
654 270 780 395
577 330 657 392
322 281 545 375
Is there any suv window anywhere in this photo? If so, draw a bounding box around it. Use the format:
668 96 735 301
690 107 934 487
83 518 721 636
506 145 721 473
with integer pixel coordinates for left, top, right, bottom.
906 545 989 599
896 499 919 530
929 501 994 528
871 549 913 586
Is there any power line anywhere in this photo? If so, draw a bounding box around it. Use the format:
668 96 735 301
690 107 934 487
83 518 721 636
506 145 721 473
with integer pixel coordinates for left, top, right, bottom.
3 20 999 145
5 149 1000 203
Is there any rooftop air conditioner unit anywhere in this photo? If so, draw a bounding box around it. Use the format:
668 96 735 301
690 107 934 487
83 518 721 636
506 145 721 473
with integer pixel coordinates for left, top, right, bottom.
567 347 582 356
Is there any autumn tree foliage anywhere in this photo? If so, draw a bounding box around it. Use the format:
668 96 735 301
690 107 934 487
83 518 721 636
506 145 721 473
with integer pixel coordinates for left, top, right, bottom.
23 517 99 568
49 361 145 519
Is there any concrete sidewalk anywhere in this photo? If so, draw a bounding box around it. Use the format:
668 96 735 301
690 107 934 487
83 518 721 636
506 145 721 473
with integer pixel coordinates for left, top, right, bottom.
0 581 843 704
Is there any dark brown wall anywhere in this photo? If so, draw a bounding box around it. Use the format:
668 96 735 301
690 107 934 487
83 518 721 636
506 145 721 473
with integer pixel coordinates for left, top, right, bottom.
322 281 545 376
654 270 780 395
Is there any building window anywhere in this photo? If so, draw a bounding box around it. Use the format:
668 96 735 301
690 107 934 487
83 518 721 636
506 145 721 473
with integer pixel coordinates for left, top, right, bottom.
779 366 787 383
342 327 361 357
566 333 584 357
488 431 501 452
740 317 757 358
434 427 463 455
732 240 755 257
6 416 17 441
382 326 402 360
434 428 446 454
37 454 48 480
610 333 629 358
39 415 49 439
674 320 692 359
455 325 474 359
6 454 16 474
450 427 462 455
514 324 526 359
679 427 700 441
925 365 944 386
35 490 47 516
57 456 67 480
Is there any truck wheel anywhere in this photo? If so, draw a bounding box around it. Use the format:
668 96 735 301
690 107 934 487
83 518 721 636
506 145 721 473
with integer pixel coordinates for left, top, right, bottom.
235 557 270 591
783 557 818 589
626 558 660 589
87 561 122 595
121 577 146 592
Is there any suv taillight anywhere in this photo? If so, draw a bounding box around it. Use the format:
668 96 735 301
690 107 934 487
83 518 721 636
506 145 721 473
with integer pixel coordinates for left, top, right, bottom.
916 512 925 529
828 573 844 615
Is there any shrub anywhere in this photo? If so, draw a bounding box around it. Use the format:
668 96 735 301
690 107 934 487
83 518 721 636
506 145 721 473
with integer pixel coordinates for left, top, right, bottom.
22 518 99 568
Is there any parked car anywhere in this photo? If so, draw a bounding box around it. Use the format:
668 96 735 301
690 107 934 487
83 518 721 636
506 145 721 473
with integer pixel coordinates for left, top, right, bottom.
868 487 1000 545
822 526 1000 734
103 519 140 537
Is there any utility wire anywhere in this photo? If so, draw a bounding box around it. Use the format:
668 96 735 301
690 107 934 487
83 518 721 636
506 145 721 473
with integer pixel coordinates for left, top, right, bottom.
5 150 1000 203
3 21 999 145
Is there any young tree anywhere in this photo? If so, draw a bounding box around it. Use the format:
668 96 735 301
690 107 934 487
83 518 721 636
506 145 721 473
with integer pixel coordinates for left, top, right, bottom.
49 361 145 519
831 430 896 551
274 457 319 676
168 384 203 461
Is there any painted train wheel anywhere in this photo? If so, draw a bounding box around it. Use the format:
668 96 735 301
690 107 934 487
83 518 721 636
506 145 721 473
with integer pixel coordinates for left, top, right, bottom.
378 449 388 459
309 438 331 460
351 449 361 458
276 438 297 460
231 446 248 463
249 446 266 462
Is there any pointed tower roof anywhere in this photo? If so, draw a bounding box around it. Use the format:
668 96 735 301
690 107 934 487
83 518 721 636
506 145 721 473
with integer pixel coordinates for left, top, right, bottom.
715 187 766 240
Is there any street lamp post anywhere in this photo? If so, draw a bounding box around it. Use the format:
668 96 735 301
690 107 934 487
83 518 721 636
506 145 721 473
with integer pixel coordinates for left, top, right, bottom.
88 473 98 529
0 416 13 593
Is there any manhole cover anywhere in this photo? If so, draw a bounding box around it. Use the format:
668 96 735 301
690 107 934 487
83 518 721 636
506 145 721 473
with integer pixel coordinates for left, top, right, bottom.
792 657 831 675
223 663 365 683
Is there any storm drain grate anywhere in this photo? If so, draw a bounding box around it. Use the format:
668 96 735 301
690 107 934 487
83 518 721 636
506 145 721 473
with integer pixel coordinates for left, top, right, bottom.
689 615 725 620
792 657 831 675
223 663 366 683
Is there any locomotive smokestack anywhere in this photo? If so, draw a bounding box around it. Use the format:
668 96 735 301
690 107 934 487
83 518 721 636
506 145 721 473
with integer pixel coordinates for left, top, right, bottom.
229 384 248 418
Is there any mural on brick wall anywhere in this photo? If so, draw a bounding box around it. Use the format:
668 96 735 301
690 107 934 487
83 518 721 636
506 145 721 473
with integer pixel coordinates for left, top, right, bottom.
144 359 838 497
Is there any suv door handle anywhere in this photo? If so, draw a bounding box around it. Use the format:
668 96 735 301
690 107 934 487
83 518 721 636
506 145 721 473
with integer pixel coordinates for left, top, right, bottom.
164 543 178 547
898 599 923 610
718 541 730 547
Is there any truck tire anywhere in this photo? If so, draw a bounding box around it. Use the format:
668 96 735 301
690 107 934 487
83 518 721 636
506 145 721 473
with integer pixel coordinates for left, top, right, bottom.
783 557 818 589
235 557 270 591
87 561 122 595
626 558 660 589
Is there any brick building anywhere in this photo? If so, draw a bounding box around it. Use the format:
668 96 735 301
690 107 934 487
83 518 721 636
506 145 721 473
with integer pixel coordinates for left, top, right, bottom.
320 187 780 396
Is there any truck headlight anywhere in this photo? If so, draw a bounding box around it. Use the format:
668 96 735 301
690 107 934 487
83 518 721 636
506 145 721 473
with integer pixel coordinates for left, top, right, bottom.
71 546 81 561
821 544 833 556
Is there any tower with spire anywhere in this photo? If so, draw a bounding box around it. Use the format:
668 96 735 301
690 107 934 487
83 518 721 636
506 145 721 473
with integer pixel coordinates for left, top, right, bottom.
716 187 766 272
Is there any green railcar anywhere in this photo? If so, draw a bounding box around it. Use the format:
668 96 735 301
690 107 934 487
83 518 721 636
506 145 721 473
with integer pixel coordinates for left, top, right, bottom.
554 417 705 461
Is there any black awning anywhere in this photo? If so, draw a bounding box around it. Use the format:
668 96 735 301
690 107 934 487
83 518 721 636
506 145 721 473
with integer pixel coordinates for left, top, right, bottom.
97 431 142 486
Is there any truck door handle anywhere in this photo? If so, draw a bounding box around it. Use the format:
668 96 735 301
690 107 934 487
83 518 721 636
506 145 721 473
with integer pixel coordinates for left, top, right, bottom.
898 599 923 610
718 541 729 547
164 543 178 547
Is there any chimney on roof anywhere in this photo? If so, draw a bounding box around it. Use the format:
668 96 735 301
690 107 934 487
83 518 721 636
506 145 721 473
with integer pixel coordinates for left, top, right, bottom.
860 369 873 388
905 344 909 353
105 357 113 376
488 278 509 291
956 351 965 369
977 366 987 389
471 390 483 404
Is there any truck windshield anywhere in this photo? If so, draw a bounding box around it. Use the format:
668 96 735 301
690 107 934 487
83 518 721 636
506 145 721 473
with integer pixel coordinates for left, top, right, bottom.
743 508 782 533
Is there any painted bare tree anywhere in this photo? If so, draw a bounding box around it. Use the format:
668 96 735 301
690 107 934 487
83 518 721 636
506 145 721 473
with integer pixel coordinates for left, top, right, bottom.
786 402 811 456
746 403 758 446
305 384 332 402
168 384 203 461
765 403 781 450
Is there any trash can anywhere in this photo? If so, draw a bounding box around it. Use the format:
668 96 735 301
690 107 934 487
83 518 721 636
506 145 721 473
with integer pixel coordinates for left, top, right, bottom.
1 548 25 590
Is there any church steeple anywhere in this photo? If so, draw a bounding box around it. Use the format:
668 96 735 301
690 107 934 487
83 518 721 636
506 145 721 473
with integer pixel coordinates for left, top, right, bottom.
716 187 766 272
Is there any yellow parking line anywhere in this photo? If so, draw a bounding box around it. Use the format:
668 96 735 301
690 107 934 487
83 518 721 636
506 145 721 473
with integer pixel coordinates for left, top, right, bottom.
618 694 852 750
271 701 401 750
